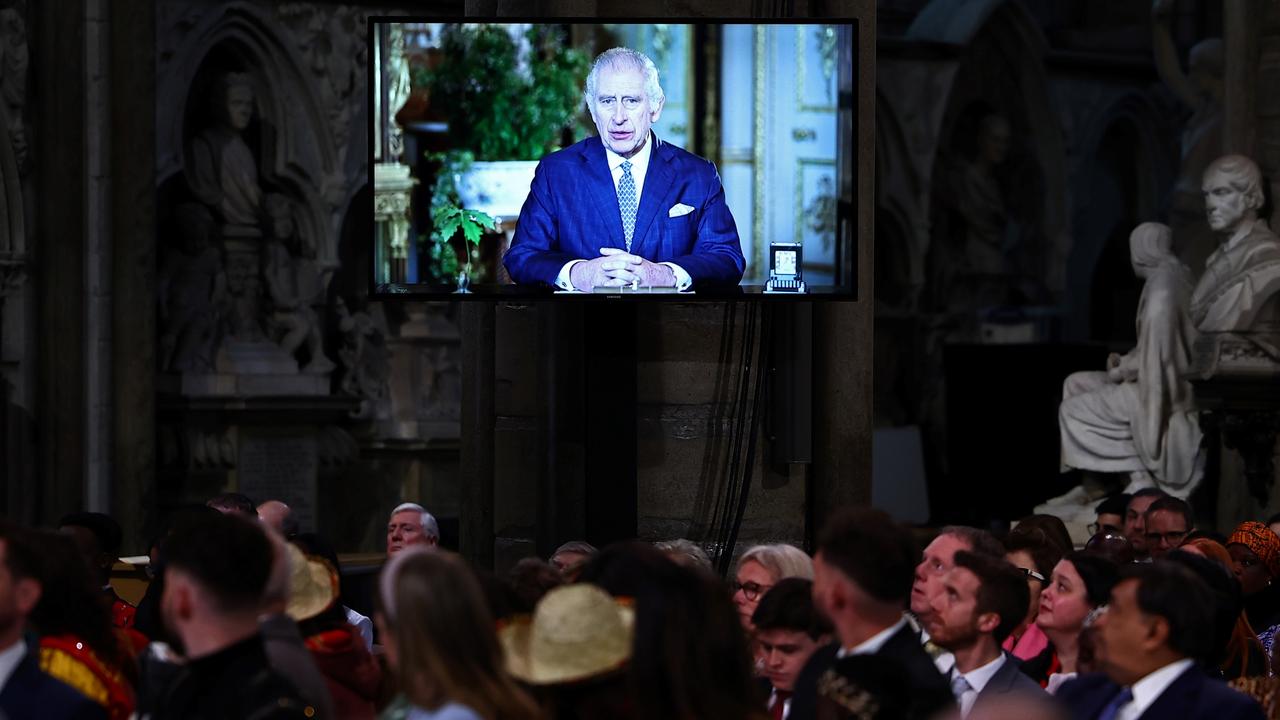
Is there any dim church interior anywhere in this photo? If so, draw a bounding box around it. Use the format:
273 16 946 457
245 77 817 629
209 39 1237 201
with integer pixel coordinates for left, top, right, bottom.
0 0 1277 581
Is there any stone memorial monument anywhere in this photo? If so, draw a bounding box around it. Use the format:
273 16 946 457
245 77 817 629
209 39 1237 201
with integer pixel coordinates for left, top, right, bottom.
1049 222 1202 519
1045 154 1280 527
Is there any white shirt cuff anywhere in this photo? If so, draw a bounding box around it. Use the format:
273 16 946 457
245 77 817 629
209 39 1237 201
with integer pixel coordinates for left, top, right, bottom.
557 260 586 291
659 262 692 290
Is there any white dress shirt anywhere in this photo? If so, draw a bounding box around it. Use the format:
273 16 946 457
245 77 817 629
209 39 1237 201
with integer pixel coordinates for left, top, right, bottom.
950 654 1006 718
835 617 909 659
0 640 26 693
1113 658 1195 720
556 131 691 290
768 688 792 719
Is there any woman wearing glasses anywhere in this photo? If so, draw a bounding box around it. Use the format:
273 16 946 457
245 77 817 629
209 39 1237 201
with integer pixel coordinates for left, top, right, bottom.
730 545 813 633
1001 528 1064 668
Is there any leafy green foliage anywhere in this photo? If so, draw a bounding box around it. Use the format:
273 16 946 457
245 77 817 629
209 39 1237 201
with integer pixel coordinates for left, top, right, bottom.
424 24 591 161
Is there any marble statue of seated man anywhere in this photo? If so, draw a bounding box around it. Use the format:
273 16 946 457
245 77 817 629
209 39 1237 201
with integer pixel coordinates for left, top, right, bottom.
1045 223 1203 517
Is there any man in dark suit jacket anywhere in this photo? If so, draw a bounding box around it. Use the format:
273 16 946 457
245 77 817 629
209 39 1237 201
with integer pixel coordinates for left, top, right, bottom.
1057 560 1264 720
0 523 106 720
789 508 953 720
504 47 744 291
925 550 1045 717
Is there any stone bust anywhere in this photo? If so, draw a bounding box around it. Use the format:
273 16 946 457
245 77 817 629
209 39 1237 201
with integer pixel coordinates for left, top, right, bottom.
1190 155 1280 332
188 72 263 232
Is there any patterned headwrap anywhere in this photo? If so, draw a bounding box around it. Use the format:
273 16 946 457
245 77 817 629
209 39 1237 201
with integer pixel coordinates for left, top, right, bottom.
1227 521 1280 579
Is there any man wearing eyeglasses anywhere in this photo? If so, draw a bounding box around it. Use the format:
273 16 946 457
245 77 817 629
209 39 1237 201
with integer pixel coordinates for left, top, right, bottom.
1143 496 1194 559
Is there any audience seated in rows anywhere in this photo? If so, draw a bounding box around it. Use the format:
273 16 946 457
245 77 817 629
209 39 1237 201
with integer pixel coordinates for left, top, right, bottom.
1058 560 1265 720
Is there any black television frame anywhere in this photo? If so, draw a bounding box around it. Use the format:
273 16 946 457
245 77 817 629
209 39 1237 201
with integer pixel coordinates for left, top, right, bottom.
366 16 868 303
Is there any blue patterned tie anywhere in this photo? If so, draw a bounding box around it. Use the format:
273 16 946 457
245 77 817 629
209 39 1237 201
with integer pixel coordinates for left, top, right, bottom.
618 160 637 250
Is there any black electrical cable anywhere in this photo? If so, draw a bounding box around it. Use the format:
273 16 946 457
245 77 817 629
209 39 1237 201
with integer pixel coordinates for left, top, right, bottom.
714 301 762 576
722 306 772 572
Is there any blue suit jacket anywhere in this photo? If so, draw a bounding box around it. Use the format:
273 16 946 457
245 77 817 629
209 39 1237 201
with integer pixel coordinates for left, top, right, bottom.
1056 668 1265 720
0 645 106 720
503 134 745 288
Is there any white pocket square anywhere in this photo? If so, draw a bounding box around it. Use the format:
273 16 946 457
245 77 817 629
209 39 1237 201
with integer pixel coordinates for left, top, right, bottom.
668 203 694 218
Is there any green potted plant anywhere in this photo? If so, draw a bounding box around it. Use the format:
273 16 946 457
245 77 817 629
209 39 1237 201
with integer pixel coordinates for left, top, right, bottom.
414 24 590 285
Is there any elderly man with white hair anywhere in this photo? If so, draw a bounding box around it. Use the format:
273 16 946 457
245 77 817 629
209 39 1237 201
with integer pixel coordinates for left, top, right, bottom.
385 502 440 557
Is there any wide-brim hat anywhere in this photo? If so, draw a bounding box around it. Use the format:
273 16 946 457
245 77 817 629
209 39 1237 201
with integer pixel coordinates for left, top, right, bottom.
285 543 339 622
499 584 634 685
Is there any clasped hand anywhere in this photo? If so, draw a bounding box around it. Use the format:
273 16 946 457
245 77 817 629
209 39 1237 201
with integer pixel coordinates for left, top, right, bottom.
570 248 675 291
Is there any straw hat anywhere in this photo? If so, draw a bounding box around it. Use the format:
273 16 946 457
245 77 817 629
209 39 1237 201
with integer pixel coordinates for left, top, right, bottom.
284 543 338 622
499 584 634 685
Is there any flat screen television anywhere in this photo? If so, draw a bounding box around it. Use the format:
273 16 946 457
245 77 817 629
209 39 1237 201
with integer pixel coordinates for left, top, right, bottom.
369 18 864 301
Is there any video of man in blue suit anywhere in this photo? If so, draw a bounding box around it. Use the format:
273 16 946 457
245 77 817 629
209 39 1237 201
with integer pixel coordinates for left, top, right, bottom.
370 21 856 298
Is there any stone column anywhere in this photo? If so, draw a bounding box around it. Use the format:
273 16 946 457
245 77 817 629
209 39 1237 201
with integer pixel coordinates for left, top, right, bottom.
110 0 156 552
36 0 89 522
460 302 495 568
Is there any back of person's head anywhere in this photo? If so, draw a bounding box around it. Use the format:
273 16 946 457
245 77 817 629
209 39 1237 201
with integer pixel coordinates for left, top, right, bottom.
1004 526 1065 579
1083 531 1135 565
1095 494 1132 519
1166 549 1251 670
57 511 124 556
1119 560 1217 662
818 507 916 606
206 492 256 516
164 512 274 616
578 541 675 599
736 543 813 583
750 577 832 640
1065 551 1120 608
26 528 129 674
1007 516 1072 555
378 547 537 719
509 557 565 613
653 539 713 574
626 559 765 720
953 550 1029 644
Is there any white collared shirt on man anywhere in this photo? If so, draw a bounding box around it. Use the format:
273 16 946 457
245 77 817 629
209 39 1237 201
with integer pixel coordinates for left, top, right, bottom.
835 617 909 659
1112 658 1196 720
950 653 1006 718
0 640 26 692
555 131 691 291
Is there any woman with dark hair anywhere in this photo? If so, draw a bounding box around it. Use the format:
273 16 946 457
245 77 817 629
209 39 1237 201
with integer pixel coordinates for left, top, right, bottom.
1002 524 1066 662
30 530 139 720
1027 551 1118 693
580 542 769 720
375 547 539 720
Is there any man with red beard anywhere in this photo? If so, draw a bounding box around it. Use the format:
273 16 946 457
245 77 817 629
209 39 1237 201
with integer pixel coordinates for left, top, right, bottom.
925 551 1045 717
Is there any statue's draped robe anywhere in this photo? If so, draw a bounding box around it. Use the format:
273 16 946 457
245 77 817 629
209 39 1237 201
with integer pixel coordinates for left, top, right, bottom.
1060 240 1202 496
189 126 262 228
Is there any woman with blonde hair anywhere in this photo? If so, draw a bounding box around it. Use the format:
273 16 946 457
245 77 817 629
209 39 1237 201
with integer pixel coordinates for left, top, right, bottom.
731 544 812 631
375 547 540 720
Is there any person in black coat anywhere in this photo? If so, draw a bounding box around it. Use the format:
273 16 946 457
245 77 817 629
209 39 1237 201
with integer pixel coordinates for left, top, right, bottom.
1057 560 1265 720
790 508 953 720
